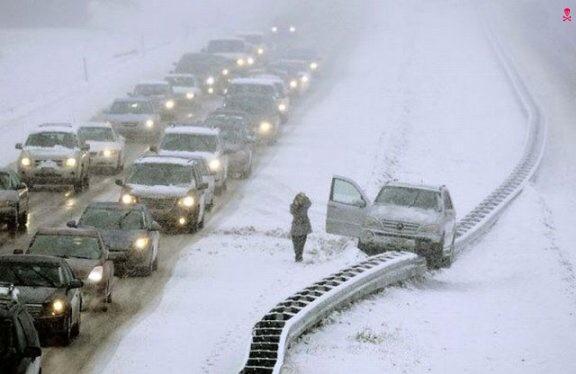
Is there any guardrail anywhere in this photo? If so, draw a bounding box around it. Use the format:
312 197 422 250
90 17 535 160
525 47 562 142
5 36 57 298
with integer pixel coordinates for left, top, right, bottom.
239 15 546 374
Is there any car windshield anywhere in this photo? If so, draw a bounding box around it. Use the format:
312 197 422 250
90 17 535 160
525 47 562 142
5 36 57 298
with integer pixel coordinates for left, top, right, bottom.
166 76 197 87
375 186 441 211
134 84 170 96
110 101 153 115
229 84 276 97
205 122 246 144
25 132 77 149
28 234 102 260
128 163 191 186
78 127 114 142
242 35 263 44
225 96 274 115
0 263 64 288
206 40 245 53
161 133 218 153
79 208 144 230
0 173 10 190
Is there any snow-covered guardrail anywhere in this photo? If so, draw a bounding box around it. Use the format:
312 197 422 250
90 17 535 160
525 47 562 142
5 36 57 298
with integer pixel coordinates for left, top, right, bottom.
239 16 545 374
239 252 426 373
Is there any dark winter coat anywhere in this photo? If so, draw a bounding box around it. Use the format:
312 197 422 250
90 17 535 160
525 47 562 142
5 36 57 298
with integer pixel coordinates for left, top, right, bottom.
290 194 312 237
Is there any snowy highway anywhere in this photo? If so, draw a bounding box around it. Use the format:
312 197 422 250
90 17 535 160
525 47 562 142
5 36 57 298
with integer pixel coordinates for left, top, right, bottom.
0 0 574 373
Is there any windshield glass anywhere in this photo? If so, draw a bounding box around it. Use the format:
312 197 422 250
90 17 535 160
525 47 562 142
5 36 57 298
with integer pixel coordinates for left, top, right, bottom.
225 96 274 114
0 263 64 288
128 163 191 186
161 133 218 153
25 132 77 149
166 76 197 87
78 127 114 142
229 84 276 97
134 84 170 96
243 35 263 44
0 173 10 190
79 208 144 230
110 101 153 115
206 40 245 53
375 186 440 211
205 121 246 144
28 234 102 260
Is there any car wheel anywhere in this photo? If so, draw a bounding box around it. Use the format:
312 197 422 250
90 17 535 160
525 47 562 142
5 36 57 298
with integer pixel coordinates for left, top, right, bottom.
7 212 18 234
441 236 456 268
140 258 153 276
71 308 80 338
61 313 73 346
186 212 199 233
152 252 158 271
116 155 124 173
83 173 90 189
73 178 84 193
17 209 27 232
428 240 445 270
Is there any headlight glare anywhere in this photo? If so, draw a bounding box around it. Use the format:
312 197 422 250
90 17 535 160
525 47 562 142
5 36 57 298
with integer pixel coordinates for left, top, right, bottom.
259 121 272 133
186 92 195 100
21 157 31 167
247 57 255 65
310 62 318 70
65 158 77 168
87 266 103 283
52 299 65 314
278 104 287 112
146 119 154 128
257 48 264 55
134 237 149 250
206 76 215 86
179 196 195 208
236 58 245 66
165 100 175 109
222 69 229 76
122 193 136 205
289 80 298 89
209 159 221 172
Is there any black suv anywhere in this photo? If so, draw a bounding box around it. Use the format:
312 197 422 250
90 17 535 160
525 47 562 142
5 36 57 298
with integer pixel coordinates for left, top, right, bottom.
0 284 42 374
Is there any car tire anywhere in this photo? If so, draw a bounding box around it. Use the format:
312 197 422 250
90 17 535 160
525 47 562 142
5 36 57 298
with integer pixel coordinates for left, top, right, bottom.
7 212 18 234
428 239 445 270
71 309 80 338
140 258 153 276
17 209 27 232
152 252 158 271
441 236 456 268
61 313 73 346
73 177 84 193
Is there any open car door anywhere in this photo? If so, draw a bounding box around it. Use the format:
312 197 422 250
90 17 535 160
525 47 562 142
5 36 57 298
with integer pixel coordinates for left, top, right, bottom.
326 176 369 238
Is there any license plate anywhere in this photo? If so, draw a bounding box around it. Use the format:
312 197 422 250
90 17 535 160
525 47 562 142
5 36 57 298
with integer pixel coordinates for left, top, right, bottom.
38 167 57 175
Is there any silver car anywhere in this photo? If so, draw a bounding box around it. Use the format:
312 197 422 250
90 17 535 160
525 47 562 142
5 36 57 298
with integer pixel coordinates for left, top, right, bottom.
326 176 457 268
101 97 163 143
78 122 126 173
16 123 90 192
0 168 29 233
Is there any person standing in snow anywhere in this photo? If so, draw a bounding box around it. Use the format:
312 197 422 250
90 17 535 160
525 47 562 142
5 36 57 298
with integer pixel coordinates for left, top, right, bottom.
290 192 312 262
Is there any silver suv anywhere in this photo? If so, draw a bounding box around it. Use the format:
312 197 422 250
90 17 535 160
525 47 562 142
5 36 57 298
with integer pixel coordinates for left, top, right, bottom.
326 176 457 268
16 124 90 192
0 168 29 233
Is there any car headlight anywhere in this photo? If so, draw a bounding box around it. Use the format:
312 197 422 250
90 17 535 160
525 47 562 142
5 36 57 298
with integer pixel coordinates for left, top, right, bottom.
102 149 117 158
247 57 255 65
87 266 103 283
236 58 245 66
165 100 175 110
186 92 195 100
271 26 278 33
122 193 136 205
209 159 221 172
257 48 264 55
134 237 149 250
278 104 287 112
259 121 272 133
222 69 229 76
289 26 296 33
207 87 214 94
300 75 309 83
65 158 77 168
51 299 65 315
146 119 154 128
418 224 441 234
310 62 318 70
178 196 195 208
206 76 215 86
289 80 298 89
20 157 31 167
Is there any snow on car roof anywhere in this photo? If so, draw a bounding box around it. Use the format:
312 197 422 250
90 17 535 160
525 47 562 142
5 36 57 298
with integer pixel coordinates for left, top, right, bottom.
31 123 76 134
78 121 112 129
385 181 443 192
210 37 245 42
135 155 195 166
165 126 219 136
252 74 285 84
114 97 151 103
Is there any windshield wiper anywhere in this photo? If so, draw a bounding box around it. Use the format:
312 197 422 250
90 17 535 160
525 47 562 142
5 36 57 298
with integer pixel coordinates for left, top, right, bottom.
118 210 134 229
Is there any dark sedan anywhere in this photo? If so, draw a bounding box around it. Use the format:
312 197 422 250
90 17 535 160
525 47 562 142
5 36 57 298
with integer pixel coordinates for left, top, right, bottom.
0 255 83 345
73 202 160 276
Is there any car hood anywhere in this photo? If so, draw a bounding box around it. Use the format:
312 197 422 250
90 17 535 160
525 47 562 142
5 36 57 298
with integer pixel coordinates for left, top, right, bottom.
23 146 76 159
102 113 153 123
99 229 148 251
157 150 218 160
368 204 441 226
64 257 101 279
128 184 190 198
16 286 62 305
86 141 120 152
0 189 18 203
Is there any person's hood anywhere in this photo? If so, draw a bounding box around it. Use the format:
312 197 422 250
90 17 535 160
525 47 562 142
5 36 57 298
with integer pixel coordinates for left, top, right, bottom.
101 113 154 123
64 257 101 279
85 141 121 153
367 204 440 226
127 184 190 199
157 150 219 160
16 285 63 305
0 189 18 203
99 229 148 251
22 146 76 158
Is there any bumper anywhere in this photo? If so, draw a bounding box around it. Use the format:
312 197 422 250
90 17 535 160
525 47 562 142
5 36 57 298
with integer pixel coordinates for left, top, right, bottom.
360 229 440 255
109 249 152 274
19 168 81 185
89 153 120 168
0 206 16 221
34 314 67 336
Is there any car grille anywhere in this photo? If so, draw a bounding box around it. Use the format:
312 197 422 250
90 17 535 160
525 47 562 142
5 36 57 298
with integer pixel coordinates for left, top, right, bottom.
34 159 63 167
139 197 177 210
25 303 43 318
377 219 420 236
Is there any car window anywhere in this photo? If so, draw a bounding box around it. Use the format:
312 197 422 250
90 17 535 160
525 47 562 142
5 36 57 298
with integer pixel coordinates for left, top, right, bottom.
134 84 170 96
78 127 115 142
128 163 192 187
160 133 218 153
79 208 144 230
25 132 77 149
206 40 245 53
110 101 153 115
28 234 102 260
331 179 364 206
0 263 64 288
375 186 440 211
229 84 276 97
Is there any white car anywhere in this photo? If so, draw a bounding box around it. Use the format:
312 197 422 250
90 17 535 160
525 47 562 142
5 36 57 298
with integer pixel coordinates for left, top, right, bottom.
153 126 229 193
78 122 125 173
101 97 163 143
164 73 203 107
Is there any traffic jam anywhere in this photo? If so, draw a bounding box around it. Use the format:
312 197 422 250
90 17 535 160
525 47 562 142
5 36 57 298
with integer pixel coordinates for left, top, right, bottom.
1 24 326 371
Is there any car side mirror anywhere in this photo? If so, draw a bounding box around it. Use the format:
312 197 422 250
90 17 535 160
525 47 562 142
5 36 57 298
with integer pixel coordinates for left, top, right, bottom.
69 279 83 289
115 179 125 187
66 220 77 228
199 182 209 190
24 346 42 358
149 145 158 153
15 143 22 150
150 221 162 231
81 144 90 151
12 249 23 255
355 199 367 208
